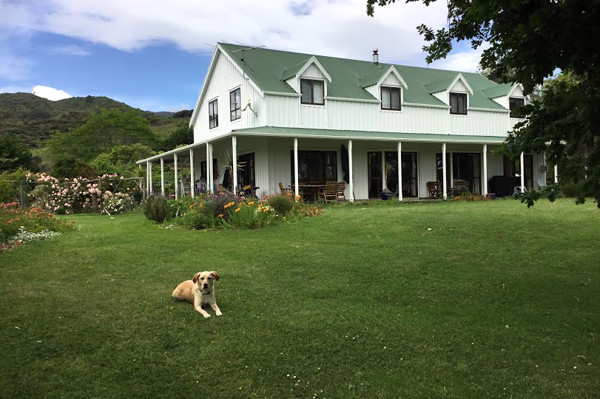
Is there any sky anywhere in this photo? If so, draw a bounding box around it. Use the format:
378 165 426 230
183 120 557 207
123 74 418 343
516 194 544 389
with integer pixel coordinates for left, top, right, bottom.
0 0 486 112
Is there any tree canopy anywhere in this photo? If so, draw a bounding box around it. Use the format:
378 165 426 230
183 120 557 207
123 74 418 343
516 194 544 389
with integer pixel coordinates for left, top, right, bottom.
367 0 600 206
47 109 159 162
0 134 38 173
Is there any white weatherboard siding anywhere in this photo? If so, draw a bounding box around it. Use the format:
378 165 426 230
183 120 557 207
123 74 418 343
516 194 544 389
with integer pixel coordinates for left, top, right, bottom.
266 94 513 137
193 53 264 143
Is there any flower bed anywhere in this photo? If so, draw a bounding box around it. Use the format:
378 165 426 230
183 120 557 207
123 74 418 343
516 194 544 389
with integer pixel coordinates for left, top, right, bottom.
0 202 75 249
144 192 321 230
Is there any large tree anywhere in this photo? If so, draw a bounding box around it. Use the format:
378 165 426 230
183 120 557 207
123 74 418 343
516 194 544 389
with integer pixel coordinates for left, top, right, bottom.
47 109 159 162
367 0 600 206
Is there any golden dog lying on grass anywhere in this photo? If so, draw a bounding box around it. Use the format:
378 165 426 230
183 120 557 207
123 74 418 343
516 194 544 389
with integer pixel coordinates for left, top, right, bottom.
172 271 222 318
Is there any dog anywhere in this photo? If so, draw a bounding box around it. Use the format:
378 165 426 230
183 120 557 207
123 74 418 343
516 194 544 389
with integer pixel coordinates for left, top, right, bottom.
172 271 222 318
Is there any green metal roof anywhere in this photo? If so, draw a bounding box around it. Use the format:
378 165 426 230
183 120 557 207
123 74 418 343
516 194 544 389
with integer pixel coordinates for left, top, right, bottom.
482 83 514 98
232 126 507 144
219 43 510 111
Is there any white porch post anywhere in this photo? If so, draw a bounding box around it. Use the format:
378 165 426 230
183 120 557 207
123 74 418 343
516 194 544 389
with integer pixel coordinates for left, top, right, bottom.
208 143 213 193
482 144 488 195
397 142 403 202
160 158 165 196
206 143 211 193
146 161 152 195
293 138 299 198
554 164 558 184
174 153 179 200
520 151 525 192
348 140 354 202
232 135 238 195
442 143 447 200
189 149 195 198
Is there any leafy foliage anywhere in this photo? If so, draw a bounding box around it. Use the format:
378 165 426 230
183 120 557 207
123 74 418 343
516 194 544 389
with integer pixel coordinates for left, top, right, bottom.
91 143 155 176
0 134 38 172
142 195 169 223
47 109 159 162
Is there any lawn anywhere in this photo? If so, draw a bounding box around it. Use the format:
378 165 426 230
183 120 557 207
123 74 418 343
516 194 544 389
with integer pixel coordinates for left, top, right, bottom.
1 199 598 398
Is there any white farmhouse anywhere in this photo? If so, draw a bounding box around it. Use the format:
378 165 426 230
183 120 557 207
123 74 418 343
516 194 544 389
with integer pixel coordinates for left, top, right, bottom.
137 43 545 201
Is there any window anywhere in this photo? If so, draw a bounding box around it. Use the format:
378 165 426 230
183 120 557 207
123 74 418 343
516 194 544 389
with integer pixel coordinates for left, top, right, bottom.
208 99 218 129
291 150 336 184
381 87 401 110
230 88 241 121
509 97 525 118
300 79 324 105
450 92 467 115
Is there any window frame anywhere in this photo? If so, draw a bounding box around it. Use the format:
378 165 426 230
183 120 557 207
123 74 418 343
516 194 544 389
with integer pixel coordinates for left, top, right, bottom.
208 99 218 129
509 97 525 118
381 86 402 111
230 88 241 121
449 92 468 115
300 78 325 105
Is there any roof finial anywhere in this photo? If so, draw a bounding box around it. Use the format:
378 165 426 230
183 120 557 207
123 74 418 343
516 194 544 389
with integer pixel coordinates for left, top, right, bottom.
373 48 379 65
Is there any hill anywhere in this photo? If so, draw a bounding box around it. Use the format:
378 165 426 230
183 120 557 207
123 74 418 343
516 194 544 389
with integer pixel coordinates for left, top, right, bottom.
0 93 191 149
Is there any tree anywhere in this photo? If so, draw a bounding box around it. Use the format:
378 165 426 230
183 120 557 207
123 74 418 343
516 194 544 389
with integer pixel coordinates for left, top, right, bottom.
367 0 600 206
158 127 194 152
47 109 159 162
0 134 39 172
91 143 155 176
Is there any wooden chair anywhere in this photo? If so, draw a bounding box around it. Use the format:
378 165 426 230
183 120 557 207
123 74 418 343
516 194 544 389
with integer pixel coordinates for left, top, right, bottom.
426 181 441 199
336 181 346 202
279 182 292 196
320 181 338 203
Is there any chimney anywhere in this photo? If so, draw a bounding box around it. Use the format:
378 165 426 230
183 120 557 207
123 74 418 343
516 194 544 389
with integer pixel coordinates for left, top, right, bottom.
373 48 379 65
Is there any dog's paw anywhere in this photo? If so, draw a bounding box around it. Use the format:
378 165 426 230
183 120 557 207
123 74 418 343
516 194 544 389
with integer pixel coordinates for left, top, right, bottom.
216 311 222 316
202 313 211 318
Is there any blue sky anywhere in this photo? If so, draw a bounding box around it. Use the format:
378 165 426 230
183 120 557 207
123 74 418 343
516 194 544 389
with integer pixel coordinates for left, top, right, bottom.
0 0 485 112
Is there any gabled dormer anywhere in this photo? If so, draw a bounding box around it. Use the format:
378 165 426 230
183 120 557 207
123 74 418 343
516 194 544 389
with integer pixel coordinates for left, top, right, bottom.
483 83 526 117
361 66 408 111
283 56 331 106
426 73 473 115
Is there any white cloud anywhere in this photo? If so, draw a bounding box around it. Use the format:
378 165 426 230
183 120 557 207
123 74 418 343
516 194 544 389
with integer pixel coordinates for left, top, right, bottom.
32 85 72 101
8 0 452 66
48 44 90 56
430 43 489 72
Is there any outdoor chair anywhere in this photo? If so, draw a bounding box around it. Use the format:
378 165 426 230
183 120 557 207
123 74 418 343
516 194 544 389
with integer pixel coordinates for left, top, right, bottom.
336 181 346 202
320 181 338 203
279 182 292 196
426 181 442 199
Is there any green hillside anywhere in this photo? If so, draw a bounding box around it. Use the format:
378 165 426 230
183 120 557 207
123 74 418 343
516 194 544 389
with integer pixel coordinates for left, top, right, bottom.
0 93 191 149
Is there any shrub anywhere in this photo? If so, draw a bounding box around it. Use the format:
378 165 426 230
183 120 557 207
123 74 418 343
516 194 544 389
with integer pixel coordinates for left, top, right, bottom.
101 192 135 215
267 194 295 216
142 195 169 223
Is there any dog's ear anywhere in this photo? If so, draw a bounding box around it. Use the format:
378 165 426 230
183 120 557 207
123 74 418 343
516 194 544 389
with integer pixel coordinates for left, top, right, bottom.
210 271 220 281
192 272 201 283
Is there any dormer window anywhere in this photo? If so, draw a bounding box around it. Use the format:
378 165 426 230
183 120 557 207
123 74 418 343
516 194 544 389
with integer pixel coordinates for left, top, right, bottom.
509 97 525 118
209 99 218 129
450 92 467 115
300 79 324 105
381 87 401 111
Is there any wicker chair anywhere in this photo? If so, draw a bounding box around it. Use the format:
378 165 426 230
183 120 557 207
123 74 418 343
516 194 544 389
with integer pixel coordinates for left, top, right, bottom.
336 181 346 202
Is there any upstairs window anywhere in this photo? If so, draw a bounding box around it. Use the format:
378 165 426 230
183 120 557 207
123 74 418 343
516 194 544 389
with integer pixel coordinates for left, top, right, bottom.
381 87 401 111
209 99 218 129
509 97 525 118
450 92 467 115
230 88 241 121
300 79 324 105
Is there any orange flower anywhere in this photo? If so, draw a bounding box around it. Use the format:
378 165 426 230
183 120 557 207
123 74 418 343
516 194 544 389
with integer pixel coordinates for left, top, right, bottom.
217 213 224 218
235 208 241 212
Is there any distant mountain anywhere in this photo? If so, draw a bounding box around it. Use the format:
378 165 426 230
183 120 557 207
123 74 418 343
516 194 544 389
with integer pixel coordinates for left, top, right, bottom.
0 93 191 149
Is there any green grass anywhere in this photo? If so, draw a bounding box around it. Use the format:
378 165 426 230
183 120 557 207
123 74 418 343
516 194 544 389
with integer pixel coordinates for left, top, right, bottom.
1 199 598 398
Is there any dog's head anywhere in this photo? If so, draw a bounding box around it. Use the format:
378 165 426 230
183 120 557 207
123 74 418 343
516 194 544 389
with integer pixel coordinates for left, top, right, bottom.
192 271 220 292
